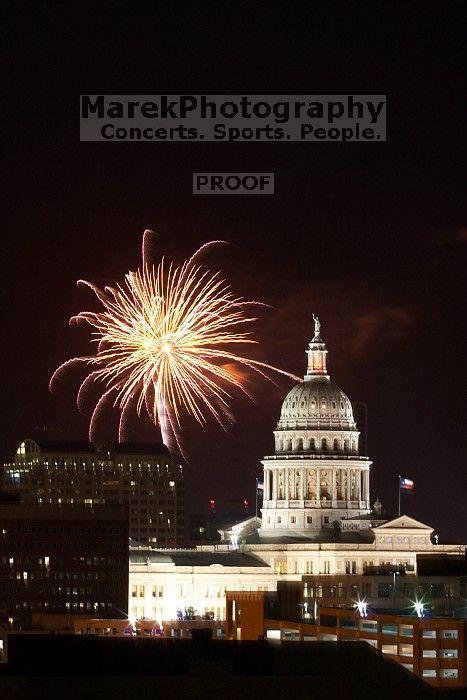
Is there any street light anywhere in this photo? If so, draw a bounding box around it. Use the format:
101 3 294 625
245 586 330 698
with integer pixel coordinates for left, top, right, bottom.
356 599 368 617
414 600 424 618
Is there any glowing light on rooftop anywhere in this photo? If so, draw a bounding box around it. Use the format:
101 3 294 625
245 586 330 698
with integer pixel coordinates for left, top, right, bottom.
356 599 368 617
414 600 424 617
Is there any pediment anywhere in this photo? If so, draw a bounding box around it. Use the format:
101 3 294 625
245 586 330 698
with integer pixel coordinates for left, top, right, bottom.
373 515 433 532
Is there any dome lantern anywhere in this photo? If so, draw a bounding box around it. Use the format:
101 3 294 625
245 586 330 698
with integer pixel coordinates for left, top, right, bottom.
306 314 329 380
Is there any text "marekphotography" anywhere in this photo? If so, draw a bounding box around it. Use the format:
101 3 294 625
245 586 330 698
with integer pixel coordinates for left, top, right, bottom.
80 95 386 142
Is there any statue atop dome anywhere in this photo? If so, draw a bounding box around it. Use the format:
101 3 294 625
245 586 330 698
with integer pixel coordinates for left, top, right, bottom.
312 314 320 337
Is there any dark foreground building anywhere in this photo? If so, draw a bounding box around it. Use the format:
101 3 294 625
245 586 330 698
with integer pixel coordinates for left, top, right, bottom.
225 590 466 690
0 504 128 629
0 635 435 699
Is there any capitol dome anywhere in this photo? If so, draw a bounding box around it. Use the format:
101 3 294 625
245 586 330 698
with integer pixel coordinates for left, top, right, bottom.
278 378 355 430
273 316 360 455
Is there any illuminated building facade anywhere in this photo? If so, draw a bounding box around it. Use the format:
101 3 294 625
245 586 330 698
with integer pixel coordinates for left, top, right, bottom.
128 523 466 625
129 548 273 622
2 440 184 546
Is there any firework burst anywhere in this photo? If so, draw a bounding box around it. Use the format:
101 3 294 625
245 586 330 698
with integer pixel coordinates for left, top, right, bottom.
50 230 298 454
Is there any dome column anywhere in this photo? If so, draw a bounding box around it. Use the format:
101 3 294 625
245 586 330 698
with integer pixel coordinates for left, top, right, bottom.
331 469 337 505
356 469 361 502
301 467 306 503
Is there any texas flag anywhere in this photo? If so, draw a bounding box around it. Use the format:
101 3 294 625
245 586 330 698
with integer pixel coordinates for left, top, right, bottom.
400 477 414 492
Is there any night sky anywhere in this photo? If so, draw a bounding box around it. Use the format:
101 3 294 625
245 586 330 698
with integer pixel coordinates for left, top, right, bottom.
3 3 466 541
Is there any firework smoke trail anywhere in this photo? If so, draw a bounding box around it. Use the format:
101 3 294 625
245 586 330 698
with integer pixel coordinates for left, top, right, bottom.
50 230 299 455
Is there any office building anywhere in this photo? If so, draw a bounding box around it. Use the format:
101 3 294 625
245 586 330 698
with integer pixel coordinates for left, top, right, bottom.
2 440 184 546
0 503 128 630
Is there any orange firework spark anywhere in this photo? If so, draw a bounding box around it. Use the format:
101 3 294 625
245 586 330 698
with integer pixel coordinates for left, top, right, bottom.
50 230 298 454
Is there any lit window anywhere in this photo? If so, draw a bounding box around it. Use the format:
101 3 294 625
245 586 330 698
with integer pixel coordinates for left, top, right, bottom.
422 629 436 638
422 670 436 678
382 644 397 655
441 630 458 639
440 669 458 678
440 649 458 659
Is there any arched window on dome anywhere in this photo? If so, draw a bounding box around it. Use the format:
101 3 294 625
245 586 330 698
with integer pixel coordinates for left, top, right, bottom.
296 438 303 452
277 438 284 452
286 438 292 451
332 401 336 409
309 437 315 451
322 438 328 451
333 438 339 452
344 438 350 452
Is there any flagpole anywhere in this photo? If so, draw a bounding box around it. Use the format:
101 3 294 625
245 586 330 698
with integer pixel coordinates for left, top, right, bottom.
398 474 401 517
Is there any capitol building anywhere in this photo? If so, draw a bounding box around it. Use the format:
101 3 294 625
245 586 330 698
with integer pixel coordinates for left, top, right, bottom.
260 315 371 537
128 319 466 623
